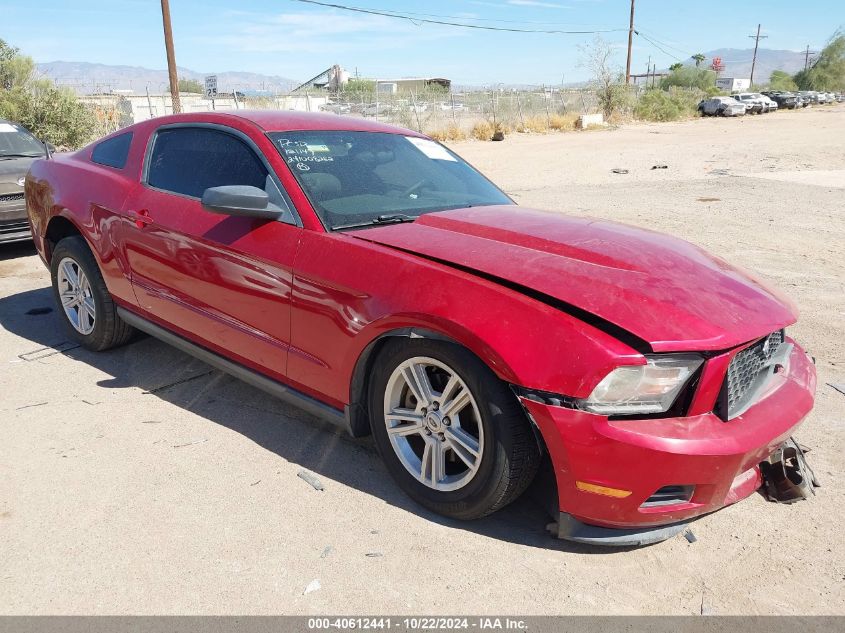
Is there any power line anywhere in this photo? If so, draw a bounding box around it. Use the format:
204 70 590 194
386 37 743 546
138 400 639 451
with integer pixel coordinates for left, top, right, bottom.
635 29 755 68
637 26 776 67
635 27 695 58
291 0 627 34
635 31 685 62
328 4 618 27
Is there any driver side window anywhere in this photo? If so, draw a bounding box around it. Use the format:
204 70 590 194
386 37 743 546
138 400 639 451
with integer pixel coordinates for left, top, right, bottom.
147 127 267 198
146 126 296 224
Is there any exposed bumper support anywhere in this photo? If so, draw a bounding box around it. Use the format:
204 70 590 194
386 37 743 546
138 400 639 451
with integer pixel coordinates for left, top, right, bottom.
548 512 687 547
520 342 815 534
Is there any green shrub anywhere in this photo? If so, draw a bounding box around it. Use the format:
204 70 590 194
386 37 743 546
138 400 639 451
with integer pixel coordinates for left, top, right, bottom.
634 88 704 122
177 77 203 93
794 31 845 91
769 70 799 91
0 39 97 148
659 66 717 91
340 78 376 98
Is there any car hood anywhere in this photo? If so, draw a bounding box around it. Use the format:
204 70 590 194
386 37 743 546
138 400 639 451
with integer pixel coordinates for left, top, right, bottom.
0 156 37 194
352 205 797 352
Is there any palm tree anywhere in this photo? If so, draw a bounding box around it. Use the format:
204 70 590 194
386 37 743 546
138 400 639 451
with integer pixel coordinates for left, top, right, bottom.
692 53 706 67
669 63 684 72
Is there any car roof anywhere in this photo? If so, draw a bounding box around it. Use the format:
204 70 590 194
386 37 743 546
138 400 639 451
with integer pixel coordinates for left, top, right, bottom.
140 110 426 137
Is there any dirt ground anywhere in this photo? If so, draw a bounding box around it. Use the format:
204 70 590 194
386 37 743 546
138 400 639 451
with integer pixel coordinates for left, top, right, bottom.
1 105 844 615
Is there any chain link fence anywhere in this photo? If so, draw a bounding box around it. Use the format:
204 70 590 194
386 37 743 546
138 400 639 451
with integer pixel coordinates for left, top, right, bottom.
77 88 603 143
317 88 600 138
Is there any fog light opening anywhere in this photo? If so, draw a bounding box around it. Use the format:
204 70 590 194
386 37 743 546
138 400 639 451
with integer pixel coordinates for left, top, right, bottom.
641 485 695 508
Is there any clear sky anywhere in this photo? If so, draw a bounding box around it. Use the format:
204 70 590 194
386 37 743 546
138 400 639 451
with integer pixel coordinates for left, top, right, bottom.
2 0 843 84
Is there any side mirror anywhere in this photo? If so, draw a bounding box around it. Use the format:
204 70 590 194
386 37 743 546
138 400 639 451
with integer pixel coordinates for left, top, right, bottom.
201 185 283 220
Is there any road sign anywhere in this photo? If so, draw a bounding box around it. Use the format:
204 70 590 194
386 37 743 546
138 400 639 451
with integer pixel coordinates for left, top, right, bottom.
204 75 218 99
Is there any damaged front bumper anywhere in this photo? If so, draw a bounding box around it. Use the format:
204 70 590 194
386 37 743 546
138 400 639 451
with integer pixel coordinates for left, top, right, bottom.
523 341 817 547
547 512 689 547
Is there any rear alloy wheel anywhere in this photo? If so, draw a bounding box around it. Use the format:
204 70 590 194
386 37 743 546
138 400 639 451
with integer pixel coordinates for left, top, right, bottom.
50 236 134 351
369 339 539 519
57 257 96 335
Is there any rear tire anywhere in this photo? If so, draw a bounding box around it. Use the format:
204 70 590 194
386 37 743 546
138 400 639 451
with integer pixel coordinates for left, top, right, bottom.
369 339 540 520
50 236 134 351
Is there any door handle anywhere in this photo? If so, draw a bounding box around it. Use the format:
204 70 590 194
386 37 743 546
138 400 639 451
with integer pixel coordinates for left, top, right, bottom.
128 209 155 228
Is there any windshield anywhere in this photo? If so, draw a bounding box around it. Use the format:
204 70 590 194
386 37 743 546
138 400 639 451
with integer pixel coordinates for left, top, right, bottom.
268 131 512 230
0 122 45 158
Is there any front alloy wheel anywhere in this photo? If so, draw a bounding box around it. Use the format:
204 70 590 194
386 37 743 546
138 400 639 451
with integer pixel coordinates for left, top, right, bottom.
370 339 540 520
384 356 484 492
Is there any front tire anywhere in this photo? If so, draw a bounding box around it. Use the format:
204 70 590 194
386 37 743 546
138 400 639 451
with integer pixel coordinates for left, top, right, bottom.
50 236 134 351
369 339 540 519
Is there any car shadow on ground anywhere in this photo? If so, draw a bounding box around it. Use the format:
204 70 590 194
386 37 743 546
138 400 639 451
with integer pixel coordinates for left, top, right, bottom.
0 241 37 261
0 285 638 554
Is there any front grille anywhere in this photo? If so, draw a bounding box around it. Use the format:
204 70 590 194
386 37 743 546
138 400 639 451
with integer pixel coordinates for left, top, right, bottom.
0 219 30 235
717 330 785 420
0 193 25 203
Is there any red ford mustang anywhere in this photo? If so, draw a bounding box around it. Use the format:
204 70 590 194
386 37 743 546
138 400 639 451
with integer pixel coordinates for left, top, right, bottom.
25 111 816 546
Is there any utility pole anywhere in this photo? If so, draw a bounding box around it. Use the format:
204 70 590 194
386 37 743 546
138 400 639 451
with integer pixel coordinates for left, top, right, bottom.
160 0 181 114
748 24 767 86
804 45 817 71
625 0 635 84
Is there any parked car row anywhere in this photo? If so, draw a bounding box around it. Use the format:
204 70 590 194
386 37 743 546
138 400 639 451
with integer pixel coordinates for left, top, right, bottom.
698 90 843 117
802 90 844 104
320 100 467 117
763 90 844 108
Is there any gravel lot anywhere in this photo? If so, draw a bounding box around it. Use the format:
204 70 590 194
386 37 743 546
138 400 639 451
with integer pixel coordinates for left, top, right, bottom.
1 105 844 615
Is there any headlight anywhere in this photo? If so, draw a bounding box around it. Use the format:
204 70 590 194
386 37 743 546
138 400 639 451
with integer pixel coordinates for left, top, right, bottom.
578 354 703 415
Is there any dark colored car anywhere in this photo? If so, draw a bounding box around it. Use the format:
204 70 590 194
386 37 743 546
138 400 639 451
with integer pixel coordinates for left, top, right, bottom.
763 92 799 109
25 112 816 546
0 119 50 243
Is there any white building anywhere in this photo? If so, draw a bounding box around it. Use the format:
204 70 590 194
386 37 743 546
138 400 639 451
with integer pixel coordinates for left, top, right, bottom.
78 93 329 125
375 78 452 94
716 77 752 93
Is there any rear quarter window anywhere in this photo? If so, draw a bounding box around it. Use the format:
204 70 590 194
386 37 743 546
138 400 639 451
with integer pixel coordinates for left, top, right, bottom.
91 132 133 169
